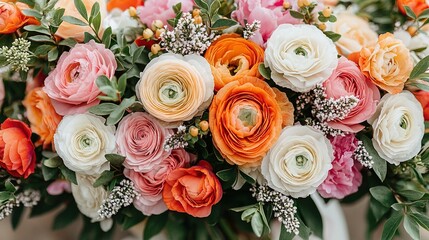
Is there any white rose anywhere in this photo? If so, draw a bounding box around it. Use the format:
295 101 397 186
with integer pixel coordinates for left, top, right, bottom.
54 113 116 175
136 53 214 127
264 24 338 92
261 125 333 198
395 29 429 63
368 91 424 165
102 9 139 40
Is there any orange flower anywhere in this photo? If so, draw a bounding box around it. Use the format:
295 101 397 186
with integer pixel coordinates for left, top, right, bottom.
204 33 265 91
358 33 413 94
107 0 144 12
0 2 27 34
209 77 294 167
22 88 62 150
413 90 429 121
162 161 222 218
0 119 36 178
397 0 428 16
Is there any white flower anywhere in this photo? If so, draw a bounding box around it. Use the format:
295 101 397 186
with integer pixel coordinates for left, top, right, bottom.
54 113 116 175
136 53 214 127
102 9 139 40
72 173 108 219
368 91 424 165
264 24 338 92
394 29 429 63
261 125 334 198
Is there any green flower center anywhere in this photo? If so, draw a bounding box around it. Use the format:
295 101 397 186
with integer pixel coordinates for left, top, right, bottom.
295 155 308 167
238 107 257 127
294 47 308 57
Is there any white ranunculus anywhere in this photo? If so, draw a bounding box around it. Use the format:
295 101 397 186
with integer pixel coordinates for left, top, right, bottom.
264 24 338 92
368 91 424 165
261 125 334 198
102 9 139 40
72 173 108 219
54 113 116 175
136 53 214 127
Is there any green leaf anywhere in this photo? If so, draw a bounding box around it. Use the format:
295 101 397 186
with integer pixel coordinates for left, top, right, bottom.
42 163 59 181
89 103 118 115
230 204 258 212
216 167 237 182
23 25 50 35
251 212 264 237
417 8 429 19
359 134 387 181
410 55 429 80
381 211 403 240
404 6 417 20
194 0 208 9
92 12 101 33
106 108 125 125
404 215 420 240
369 197 390 222
297 197 323 238
409 212 429 231
408 82 429 91
93 170 114 188
211 19 237 29
59 38 78 48
258 63 271 80
74 0 88 20
0 192 13 202
11 205 24 230
132 47 145 64
289 10 304 19
209 0 221 16
62 16 87 26
96 75 111 87
102 27 112 48
28 35 54 43
44 157 62 168
22 9 43 19
34 45 55 56
397 190 425 201
279 223 297 240
172 2 182 14
89 2 100 23
241 208 257 222
5 180 16 193
323 31 341 42
105 153 125 167
370 186 396 208
48 48 59 62
144 212 168 240
239 171 256 185
53 204 79 230
59 165 77 185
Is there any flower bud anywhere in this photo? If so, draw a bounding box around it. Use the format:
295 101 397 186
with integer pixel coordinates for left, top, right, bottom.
155 28 165 39
298 0 311 8
407 26 418 37
192 9 201 17
151 20 163 31
143 28 154 39
151 44 161 55
322 7 332 18
199 120 209 132
194 15 203 25
189 126 199 137
283 1 291 9
318 23 326 31
128 7 137 17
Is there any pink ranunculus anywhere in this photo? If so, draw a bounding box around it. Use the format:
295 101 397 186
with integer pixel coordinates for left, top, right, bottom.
124 149 191 215
47 179 72 195
324 57 380 132
318 134 362 199
43 40 116 115
116 112 173 172
232 0 301 46
137 0 194 27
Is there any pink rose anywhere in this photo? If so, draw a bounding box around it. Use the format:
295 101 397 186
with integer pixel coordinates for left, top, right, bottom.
137 0 194 26
47 179 72 195
232 0 301 46
324 57 380 132
43 40 116 115
116 112 172 172
318 134 362 199
124 149 191 215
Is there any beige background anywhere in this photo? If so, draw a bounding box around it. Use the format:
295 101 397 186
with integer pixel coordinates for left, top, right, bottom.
0 197 425 240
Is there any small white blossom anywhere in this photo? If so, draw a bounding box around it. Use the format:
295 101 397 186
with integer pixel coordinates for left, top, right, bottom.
0 38 32 72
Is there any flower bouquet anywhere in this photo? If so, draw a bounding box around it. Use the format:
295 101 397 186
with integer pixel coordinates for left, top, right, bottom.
1 0 429 239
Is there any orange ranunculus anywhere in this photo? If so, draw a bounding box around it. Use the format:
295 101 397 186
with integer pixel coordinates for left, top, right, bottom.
397 0 428 16
413 90 429 120
358 33 413 94
22 88 62 150
209 77 294 167
0 119 36 178
204 33 265 91
162 161 222 218
0 2 27 34
107 0 144 12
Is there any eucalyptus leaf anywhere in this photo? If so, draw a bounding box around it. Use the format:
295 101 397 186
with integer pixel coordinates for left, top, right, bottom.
93 170 114 187
410 55 429 80
404 6 417 20
216 167 237 182
251 212 264 237
409 212 429 231
74 0 88 20
381 211 403 240
370 186 396 207
211 19 237 29
23 25 50 35
404 215 419 240
258 63 271 80
43 156 62 168
62 16 88 26
144 212 168 240
105 153 126 167
89 103 118 115
59 165 77 185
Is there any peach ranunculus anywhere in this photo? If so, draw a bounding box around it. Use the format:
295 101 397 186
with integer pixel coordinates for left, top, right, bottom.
0 2 27 34
0 119 36 178
329 13 378 56
124 149 191 215
55 0 107 42
209 77 294 167
22 87 62 150
413 90 429 121
43 40 117 115
397 0 428 16
107 0 143 12
204 34 265 91
162 160 222 218
358 33 413 94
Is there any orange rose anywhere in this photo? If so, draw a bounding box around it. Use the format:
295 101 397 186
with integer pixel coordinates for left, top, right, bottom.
358 33 413 94
209 77 294 167
162 161 222 218
0 119 36 178
204 34 265 91
107 0 144 12
22 88 62 150
0 2 27 34
397 0 428 16
413 90 429 120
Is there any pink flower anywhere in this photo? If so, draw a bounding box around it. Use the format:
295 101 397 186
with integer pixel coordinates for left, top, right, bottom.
137 0 194 26
47 179 72 195
232 0 301 46
43 40 116 115
318 134 362 199
116 112 172 172
124 149 191 215
324 57 380 132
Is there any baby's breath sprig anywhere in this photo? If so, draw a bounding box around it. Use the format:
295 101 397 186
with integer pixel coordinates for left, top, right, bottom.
243 20 261 39
353 141 374 168
0 38 32 72
0 190 41 220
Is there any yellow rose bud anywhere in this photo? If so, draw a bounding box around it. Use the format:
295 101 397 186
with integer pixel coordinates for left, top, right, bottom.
318 23 326 31
322 7 332 18
143 28 154 40
194 15 203 25
151 20 163 31
151 44 161 55
298 0 311 8
128 7 137 17
283 1 291 9
155 28 165 39
192 9 201 17
199 120 209 132
189 126 199 137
